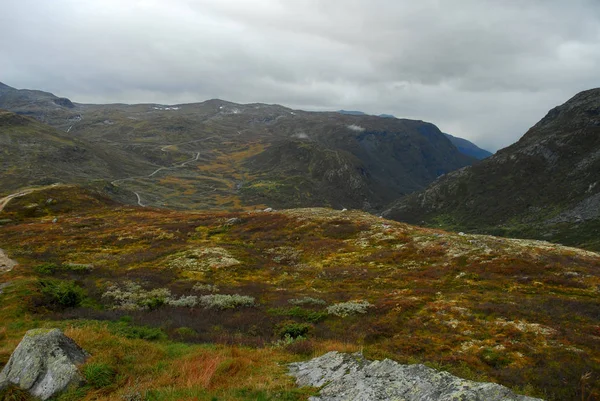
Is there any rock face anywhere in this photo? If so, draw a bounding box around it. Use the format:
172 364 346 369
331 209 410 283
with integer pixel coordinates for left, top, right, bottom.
0 328 89 400
289 352 543 401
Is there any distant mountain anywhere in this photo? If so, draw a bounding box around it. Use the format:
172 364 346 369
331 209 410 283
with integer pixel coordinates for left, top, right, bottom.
383 88 600 251
0 81 15 94
0 84 476 211
337 110 367 116
337 110 491 159
443 133 492 160
0 83 76 125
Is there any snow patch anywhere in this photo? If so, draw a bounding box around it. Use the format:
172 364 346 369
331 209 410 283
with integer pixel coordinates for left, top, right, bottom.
347 124 365 132
293 132 309 139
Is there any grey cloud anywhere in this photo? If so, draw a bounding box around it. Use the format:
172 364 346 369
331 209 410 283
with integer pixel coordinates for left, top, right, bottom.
1 0 599 151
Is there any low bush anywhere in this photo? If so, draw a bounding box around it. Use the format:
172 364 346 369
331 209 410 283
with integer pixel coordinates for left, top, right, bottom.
198 294 255 309
38 279 86 309
326 300 373 317
268 307 328 323
288 297 326 306
34 262 91 275
276 321 312 339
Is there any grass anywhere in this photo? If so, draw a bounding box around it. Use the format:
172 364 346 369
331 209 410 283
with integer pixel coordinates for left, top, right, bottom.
0 186 599 400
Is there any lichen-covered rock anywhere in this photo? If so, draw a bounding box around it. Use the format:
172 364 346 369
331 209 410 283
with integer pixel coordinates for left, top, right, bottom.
289 351 543 401
0 328 89 400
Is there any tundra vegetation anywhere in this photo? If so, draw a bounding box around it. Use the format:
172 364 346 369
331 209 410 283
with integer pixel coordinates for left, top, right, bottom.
0 186 598 400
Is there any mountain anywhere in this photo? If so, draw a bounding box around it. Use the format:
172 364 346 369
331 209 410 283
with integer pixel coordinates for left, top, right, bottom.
0 82 15 95
383 88 600 251
338 110 492 159
0 109 155 197
0 185 598 400
443 132 493 160
0 84 475 211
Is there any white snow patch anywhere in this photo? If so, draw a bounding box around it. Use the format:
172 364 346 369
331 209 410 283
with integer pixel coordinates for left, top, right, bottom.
347 124 365 132
293 132 309 139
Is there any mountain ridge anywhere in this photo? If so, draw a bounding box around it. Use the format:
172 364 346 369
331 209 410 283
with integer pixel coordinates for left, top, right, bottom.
0 84 475 211
383 88 600 250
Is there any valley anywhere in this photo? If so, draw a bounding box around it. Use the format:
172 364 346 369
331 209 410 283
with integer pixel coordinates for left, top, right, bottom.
0 84 599 401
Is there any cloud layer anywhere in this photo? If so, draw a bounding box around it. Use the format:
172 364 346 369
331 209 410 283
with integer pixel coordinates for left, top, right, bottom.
2 0 599 150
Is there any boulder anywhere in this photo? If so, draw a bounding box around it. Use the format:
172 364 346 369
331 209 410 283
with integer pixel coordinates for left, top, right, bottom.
289 351 543 401
0 328 89 400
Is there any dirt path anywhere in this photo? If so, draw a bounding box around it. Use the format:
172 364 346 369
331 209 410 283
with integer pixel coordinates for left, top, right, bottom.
0 184 61 213
0 248 17 273
111 136 215 206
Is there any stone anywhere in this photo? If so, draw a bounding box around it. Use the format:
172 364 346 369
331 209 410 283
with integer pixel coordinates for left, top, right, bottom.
224 217 242 226
0 328 89 400
289 351 543 401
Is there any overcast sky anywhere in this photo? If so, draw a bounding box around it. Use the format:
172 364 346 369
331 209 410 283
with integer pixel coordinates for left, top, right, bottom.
1 0 599 151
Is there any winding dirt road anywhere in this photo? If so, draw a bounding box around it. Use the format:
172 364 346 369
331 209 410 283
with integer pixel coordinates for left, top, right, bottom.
0 184 61 213
111 136 215 206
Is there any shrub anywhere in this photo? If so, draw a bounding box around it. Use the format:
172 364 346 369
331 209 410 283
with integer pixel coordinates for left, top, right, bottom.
34 262 91 275
166 295 198 308
38 279 86 309
33 262 60 275
288 297 326 306
83 362 116 388
173 326 198 340
102 281 171 311
268 307 328 323
276 321 312 339
326 300 373 317
198 294 255 309
192 283 219 293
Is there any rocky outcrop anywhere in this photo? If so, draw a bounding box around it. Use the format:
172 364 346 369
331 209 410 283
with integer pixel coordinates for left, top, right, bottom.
0 328 89 400
289 352 543 401
0 248 17 272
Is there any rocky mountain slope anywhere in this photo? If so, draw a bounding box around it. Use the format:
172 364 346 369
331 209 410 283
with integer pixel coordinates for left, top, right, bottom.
384 88 600 251
0 185 598 400
338 109 493 160
0 82 475 211
443 132 493 160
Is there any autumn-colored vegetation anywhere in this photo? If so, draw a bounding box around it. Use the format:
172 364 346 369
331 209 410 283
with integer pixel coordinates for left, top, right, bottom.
0 186 599 400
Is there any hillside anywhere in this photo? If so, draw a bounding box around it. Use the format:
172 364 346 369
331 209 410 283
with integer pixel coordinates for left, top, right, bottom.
0 185 599 400
443 132 493 160
384 88 600 251
0 83 475 211
338 109 493 160
0 110 153 196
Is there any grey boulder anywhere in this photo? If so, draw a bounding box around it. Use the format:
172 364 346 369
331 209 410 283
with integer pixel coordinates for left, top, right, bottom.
289 351 543 401
0 328 89 400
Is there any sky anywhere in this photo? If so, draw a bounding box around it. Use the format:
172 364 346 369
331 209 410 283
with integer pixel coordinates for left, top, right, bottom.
1 0 599 151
